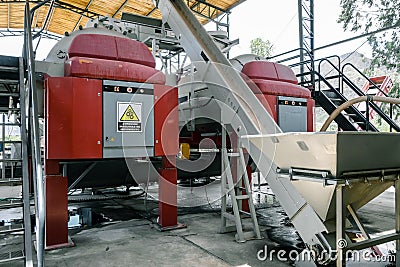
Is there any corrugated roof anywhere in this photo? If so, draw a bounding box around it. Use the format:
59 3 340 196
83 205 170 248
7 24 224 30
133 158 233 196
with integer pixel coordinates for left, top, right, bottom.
0 0 243 36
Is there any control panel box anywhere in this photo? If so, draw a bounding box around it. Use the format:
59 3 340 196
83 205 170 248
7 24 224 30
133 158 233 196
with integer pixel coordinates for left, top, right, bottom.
277 96 307 132
103 80 154 158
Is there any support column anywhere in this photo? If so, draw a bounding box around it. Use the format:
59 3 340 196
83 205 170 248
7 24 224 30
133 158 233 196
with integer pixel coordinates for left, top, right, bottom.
45 159 73 249
241 164 252 213
158 155 183 229
336 185 345 267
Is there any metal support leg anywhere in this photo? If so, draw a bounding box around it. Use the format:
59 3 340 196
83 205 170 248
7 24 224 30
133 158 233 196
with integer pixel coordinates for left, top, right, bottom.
241 164 252 213
220 125 227 232
45 174 73 249
223 149 245 242
158 155 185 230
395 179 400 267
20 56 33 267
336 185 345 267
347 204 370 240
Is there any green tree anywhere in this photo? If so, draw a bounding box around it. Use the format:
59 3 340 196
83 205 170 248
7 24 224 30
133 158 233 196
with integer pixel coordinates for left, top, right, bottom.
338 0 400 71
338 0 400 126
250 38 273 58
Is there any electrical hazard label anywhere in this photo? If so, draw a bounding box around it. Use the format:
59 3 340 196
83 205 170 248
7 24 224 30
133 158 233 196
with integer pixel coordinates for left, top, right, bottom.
117 102 142 132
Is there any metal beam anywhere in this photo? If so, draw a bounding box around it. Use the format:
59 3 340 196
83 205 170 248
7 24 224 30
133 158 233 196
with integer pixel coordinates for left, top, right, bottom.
188 0 227 14
55 0 99 19
32 0 55 39
315 22 400 51
0 29 61 40
112 0 129 18
146 7 157 16
72 0 94 31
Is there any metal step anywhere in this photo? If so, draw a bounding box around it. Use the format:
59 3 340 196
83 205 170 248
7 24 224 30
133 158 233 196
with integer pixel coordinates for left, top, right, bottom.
0 107 21 112
235 195 250 200
0 140 22 144
222 212 236 221
0 250 25 264
0 223 24 234
0 199 23 209
329 98 343 103
0 158 22 162
0 178 23 184
0 79 19 85
323 74 341 81
0 66 18 73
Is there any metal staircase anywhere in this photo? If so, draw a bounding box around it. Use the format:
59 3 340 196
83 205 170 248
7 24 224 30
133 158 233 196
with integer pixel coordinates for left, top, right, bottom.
0 56 33 266
268 49 400 132
311 59 400 132
357 75 393 119
0 2 47 266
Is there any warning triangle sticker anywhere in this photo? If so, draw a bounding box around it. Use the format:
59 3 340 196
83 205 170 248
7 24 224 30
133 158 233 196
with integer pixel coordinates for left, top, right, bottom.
120 105 139 121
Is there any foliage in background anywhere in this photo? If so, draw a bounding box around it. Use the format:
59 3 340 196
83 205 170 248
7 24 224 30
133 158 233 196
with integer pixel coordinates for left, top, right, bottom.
338 0 400 129
338 0 400 71
250 38 273 58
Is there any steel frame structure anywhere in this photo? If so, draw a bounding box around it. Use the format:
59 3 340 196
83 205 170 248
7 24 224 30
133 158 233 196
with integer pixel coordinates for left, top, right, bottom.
0 0 234 39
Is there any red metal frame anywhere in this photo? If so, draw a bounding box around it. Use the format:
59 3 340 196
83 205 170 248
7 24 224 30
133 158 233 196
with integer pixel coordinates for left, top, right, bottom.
158 156 178 228
46 77 103 159
154 85 179 157
45 174 73 249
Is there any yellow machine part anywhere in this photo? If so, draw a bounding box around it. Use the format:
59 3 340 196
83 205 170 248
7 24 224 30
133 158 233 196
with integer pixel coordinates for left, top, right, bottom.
180 143 190 159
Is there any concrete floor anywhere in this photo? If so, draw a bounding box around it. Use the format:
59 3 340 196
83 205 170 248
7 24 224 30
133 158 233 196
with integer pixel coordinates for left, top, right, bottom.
0 180 397 266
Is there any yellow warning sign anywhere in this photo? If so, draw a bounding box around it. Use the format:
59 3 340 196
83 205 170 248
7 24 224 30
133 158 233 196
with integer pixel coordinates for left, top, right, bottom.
117 102 142 132
120 105 139 121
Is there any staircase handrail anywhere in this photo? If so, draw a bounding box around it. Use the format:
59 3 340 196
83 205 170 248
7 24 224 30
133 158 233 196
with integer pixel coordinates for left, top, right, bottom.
23 2 45 266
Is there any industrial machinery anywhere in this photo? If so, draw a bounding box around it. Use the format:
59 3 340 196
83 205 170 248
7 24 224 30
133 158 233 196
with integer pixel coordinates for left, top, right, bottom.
156 0 400 266
2 0 400 266
42 32 180 248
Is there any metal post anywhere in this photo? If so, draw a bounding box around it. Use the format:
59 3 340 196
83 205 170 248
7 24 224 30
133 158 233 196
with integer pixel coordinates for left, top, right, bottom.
395 179 400 267
297 0 305 83
366 97 370 131
2 114 5 180
19 56 33 267
158 155 179 229
390 104 393 132
336 185 345 267
298 0 314 85
24 3 45 266
220 125 227 231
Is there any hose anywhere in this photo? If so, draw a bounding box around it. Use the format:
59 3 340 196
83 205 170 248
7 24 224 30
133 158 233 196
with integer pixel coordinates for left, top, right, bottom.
320 95 400 132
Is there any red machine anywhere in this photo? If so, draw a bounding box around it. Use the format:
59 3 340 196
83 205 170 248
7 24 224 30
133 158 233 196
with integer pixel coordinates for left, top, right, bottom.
242 61 314 132
44 33 179 248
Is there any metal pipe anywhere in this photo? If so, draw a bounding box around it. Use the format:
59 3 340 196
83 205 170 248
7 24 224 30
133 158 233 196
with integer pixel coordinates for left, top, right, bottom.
336 185 345 267
19 56 33 267
320 96 400 132
32 0 55 40
72 0 94 31
2 114 5 180
315 22 400 52
24 2 45 266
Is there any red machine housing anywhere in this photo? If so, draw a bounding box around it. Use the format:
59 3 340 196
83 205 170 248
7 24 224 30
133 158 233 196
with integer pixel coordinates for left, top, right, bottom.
242 61 315 132
44 33 179 249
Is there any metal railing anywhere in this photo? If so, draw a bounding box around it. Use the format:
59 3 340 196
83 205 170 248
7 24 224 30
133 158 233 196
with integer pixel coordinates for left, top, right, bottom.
312 57 400 132
24 2 45 266
341 63 400 132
